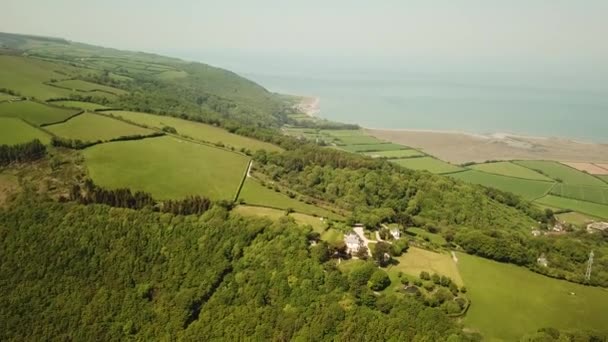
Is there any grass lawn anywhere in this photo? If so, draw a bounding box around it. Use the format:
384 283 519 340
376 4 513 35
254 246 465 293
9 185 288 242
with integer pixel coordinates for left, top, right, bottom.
550 183 608 205
458 252 608 341
53 79 128 95
0 118 51 145
388 247 463 286
515 160 606 187
238 178 341 219
83 136 249 200
336 135 385 145
0 101 80 126
46 113 153 142
339 143 407 153
321 228 344 244
103 111 282 152
535 195 608 219
556 212 598 227
391 157 463 174
470 161 553 181
50 101 108 111
362 149 424 159
232 205 327 233
406 227 447 245
449 170 554 200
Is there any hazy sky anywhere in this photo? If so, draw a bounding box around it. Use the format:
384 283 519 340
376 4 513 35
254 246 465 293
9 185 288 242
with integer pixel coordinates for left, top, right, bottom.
2 0 608 75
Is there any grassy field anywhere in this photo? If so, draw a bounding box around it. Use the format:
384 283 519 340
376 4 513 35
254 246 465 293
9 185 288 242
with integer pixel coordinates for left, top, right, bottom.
450 170 554 200
232 205 327 233
362 149 424 159
103 111 282 152
238 178 341 219
406 227 447 245
336 135 385 145
556 212 598 227
458 252 608 341
339 143 407 153
0 101 80 126
391 157 463 174
53 79 128 95
470 161 553 181
550 183 608 205
46 113 153 141
0 92 17 102
536 195 608 219
387 247 463 286
0 55 75 100
0 118 50 145
321 129 365 136
601 175 608 183
83 136 249 200
515 160 606 187
50 101 108 111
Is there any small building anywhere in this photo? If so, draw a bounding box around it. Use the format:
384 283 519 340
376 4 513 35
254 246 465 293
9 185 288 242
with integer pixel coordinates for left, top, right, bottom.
390 227 401 240
345 232 363 254
552 222 565 232
537 254 548 267
587 222 608 233
531 229 542 237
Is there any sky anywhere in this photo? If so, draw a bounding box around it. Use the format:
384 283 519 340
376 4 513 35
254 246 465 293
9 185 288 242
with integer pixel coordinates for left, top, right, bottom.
2 0 608 76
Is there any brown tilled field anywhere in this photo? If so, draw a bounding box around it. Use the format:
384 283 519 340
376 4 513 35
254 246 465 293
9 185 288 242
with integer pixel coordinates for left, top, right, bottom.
562 162 608 175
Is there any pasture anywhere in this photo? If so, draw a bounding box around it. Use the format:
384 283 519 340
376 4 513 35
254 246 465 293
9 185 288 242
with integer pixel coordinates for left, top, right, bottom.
50 101 108 111
362 149 424 159
388 247 463 286
450 170 554 200
515 160 606 187
46 113 153 142
405 227 447 245
321 129 365 136
391 157 463 174
83 136 249 200
0 101 80 126
103 111 282 152
232 205 327 232
238 178 341 219
0 55 75 100
601 175 608 183
0 92 17 102
458 252 608 341
339 143 407 153
470 161 552 181
550 183 608 205
53 79 127 95
0 118 50 145
336 135 385 145
536 195 608 219
556 212 597 227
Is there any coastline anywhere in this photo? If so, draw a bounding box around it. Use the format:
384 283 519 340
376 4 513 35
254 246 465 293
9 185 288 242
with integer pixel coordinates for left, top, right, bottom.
294 96 320 117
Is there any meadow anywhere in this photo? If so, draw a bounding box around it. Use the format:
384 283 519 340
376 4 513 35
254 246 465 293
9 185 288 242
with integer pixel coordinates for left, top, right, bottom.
0 101 80 126
238 178 341 219
103 111 282 152
601 175 608 183
336 135 385 145
470 161 552 181
515 160 606 187
0 118 50 145
362 149 424 159
391 157 463 174
550 183 608 205
339 143 407 153
405 227 447 245
83 136 249 200
458 252 608 341
450 170 554 200
50 100 108 111
387 247 463 286
53 79 128 95
536 195 608 219
232 205 327 232
46 113 153 142
555 212 597 227
0 92 17 102
321 129 365 136
0 55 75 100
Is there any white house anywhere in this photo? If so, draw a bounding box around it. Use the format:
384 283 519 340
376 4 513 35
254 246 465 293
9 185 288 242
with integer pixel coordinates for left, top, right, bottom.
345 232 363 254
390 227 401 240
587 222 608 233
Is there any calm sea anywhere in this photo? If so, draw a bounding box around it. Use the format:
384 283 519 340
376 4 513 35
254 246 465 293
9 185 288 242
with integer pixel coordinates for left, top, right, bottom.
245 72 608 143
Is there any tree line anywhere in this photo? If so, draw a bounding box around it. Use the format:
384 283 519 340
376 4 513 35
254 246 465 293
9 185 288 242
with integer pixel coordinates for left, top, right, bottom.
50 132 164 150
0 139 46 166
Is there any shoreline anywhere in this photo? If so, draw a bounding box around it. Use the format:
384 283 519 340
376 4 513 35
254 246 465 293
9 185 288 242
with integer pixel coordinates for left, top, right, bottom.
294 96 320 117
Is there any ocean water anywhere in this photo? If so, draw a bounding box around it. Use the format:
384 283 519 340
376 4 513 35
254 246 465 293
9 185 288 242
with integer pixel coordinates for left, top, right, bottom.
245 72 608 143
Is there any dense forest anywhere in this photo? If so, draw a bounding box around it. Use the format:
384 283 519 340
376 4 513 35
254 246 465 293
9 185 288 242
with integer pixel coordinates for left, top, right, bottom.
0 139 46 166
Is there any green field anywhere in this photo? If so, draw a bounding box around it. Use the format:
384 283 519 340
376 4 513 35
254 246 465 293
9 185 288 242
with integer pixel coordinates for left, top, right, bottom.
103 111 282 152
406 227 447 245
0 92 17 102
50 101 108 111
321 129 365 136
515 160 606 187
550 183 608 205
450 170 554 200
53 79 127 95
0 100 80 126
536 195 608 219
336 135 385 145
458 252 608 341
362 149 424 159
387 247 463 286
391 157 463 174
470 161 553 181
238 178 341 219
232 205 327 232
0 118 50 145
601 175 608 183
556 212 598 227
339 143 407 153
83 136 249 200
46 113 153 142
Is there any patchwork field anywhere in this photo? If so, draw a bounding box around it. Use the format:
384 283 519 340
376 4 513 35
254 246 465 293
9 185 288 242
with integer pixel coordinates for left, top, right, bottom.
321 129 365 136
458 252 608 341
470 161 552 181
515 160 606 187
391 157 463 174
46 113 153 142
53 79 127 95
362 149 424 159
336 135 385 145
562 162 608 175
555 212 598 227
232 205 327 232
550 183 608 205
450 170 554 200
0 100 80 126
238 178 341 219
0 118 50 145
601 175 608 183
50 100 108 111
388 247 463 286
102 111 282 152
536 195 608 219
339 143 407 153
83 136 249 200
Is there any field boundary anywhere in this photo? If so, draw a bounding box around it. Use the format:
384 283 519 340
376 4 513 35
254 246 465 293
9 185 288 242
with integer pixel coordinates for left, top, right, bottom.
39 110 85 127
469 167 557 183
233 160 252 202
43 79 126 97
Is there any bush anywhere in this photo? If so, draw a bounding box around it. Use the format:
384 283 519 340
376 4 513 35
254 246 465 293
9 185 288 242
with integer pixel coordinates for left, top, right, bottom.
368 269 391 291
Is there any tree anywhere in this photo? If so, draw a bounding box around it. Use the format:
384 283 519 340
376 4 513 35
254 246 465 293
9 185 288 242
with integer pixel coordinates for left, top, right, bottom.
311 242 330 263
355 246 369 260
420 271 431 280
372 242 392 266
368 269 391 291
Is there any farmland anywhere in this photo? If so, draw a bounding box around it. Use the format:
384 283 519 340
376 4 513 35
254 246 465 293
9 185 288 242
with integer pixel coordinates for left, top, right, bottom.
515 160 606 187
555 212 597 227
550 183 608 205
458 252 608 341
391 157 463 174
470 161 553 181
450 170 554 200
336 135 385 145
83 136 249 200
338 143 408 153
536 195 608 219
102 110 282 152
362 149 424 159
0 100 80 126
0 92 16 102
53 79 127 95
232 205 327 232
387 247 463 286
562 162 608 175
0 118 50 145
46 113 153 142
50 100 108 111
